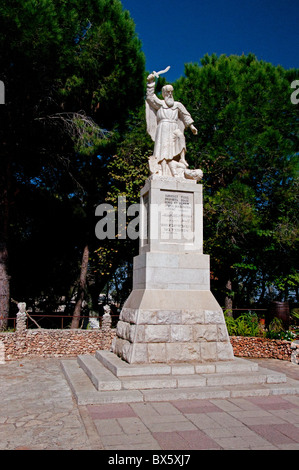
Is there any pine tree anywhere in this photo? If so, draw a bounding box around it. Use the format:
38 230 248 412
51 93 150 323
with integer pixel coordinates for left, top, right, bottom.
174 54 299 307
0 0 145 329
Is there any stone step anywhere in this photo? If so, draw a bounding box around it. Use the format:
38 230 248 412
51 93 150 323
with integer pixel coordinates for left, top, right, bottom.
78 353 286 391
78 351 287 392
61 359 299 405
95 350 172 377
95 350 259 378
204 370 286 387
121 375 178 390
120 370 286 390
141 379 299 402
77 355 121 391
61 359 143 405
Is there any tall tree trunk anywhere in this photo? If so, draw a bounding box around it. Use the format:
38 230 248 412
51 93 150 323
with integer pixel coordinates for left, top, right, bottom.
0 244 10 331
71 244 89 329
0 155 10 331
258 275 266 305
224 278 233 317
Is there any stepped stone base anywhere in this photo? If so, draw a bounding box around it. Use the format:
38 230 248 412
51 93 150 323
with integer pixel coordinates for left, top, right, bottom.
61 350 299 405
111 289 234 364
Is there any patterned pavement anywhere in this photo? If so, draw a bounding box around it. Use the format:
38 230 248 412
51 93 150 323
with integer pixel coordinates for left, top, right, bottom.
0 356 298 450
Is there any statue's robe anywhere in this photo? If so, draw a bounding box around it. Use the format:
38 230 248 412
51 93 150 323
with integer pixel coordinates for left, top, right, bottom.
146 81 194 163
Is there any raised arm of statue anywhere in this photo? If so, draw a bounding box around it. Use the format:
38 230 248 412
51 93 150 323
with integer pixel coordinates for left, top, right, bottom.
145 74 163 142
146 74 163 110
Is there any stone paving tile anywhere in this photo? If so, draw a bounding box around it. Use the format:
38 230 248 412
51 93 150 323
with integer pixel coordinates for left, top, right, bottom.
142 416 198 433
186 412 223 430
227 409 287 426
202 426 236 439
224 398 263 411
151 402 182 415
94 418 124 436
100 431 160 449
211 434 271 450
283 395 299 406
129 402 161 419
277 443 299 450
246 395 297 410
268 408 299 424
204 425 260 440
153 430 221 450
171 399 222 414
86 403 137 419
205 411 246 427
271 423 299 443
117 417 149 434
248 423 299 446
208 399 245 412
132 409 192 426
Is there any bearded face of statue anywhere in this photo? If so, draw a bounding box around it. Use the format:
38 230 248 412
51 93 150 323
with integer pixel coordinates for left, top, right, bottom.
162 85 174 108
165 95 174 107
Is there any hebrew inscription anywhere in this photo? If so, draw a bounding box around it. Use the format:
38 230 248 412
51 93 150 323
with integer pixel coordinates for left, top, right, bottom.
160 190 193 242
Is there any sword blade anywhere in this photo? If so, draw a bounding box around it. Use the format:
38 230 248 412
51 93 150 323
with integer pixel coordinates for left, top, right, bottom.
153 66 170 77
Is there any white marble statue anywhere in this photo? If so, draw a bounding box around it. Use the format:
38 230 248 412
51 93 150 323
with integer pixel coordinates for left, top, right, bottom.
146 68 203 181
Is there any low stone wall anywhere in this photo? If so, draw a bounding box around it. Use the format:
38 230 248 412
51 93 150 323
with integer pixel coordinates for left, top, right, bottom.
0 328 298 363
0 328 117 361
230 336 297 361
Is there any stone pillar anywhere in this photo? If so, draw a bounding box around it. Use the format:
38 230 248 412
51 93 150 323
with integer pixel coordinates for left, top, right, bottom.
101 305 112 349
15 303 27 355
112 176 234 364
102 305 112 333
16 302 27 332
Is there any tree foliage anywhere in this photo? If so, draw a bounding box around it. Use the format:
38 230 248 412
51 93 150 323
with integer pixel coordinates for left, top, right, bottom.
89 105 151 306
173 54 299 306
0 0 145 327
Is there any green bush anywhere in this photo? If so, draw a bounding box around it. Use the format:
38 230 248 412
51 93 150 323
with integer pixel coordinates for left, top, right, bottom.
290 309 299 326
224 313 238 336
225 311 298 340
265 317 296 340
224 311 262 337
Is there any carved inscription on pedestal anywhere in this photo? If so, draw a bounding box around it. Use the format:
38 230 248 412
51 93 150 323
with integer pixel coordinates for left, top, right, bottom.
160 190 193 242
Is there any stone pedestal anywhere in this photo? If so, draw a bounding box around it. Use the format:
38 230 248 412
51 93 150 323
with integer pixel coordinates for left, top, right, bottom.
112 176 234 364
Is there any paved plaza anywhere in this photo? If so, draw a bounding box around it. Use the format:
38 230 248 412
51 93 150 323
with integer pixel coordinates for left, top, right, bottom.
0 356 299 450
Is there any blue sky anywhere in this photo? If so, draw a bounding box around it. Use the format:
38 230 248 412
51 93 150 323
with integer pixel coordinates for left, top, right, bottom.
121 0 299 82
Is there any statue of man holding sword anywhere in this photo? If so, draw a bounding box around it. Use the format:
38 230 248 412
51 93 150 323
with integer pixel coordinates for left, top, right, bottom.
145 66 202 180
